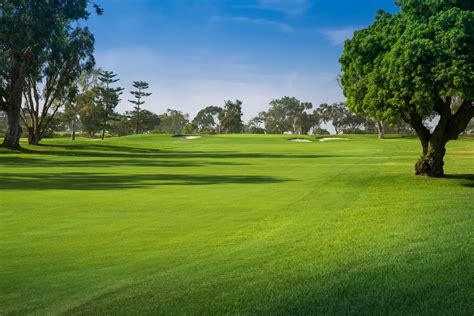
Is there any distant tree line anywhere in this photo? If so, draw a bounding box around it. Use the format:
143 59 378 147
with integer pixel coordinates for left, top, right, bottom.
0 61 419 140
2 74 420 140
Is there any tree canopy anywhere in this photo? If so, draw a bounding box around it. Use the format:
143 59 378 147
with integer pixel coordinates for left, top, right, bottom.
129 81 152 134
219 100 244 134
0 0 101 148
340 0 474 177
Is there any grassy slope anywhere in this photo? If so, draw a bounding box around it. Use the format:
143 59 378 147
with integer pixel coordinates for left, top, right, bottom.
0 134 473 315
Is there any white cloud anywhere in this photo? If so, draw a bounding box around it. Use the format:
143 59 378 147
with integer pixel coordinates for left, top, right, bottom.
211 16 293 33
321 27 360 45
237 0 312 16
95 47 345 126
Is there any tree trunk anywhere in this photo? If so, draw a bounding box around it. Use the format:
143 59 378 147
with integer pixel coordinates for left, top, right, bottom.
415 137 447 177
409 98 473 178
136 106 140 134
71 119 76 140
376 121 386 139
27 126 41 145
2 105 22 149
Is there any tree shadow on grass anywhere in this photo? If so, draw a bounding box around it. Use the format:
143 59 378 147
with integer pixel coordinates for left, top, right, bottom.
443 174 474 188
0 156 248 168
0 172 292 190
12 143 336 160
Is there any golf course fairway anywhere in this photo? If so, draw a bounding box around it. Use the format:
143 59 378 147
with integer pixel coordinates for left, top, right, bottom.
1 134 473 314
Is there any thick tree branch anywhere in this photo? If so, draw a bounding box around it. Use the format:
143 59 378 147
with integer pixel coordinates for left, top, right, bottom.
431 96 453 141
408 110 431 154
446 100 474 140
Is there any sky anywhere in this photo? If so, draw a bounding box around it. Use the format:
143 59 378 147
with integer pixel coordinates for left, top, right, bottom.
87 0 398 123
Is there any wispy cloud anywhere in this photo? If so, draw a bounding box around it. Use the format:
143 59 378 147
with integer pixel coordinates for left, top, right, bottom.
211 16 293 33
236 0 312 16
257 0 312 15
321 26 360 45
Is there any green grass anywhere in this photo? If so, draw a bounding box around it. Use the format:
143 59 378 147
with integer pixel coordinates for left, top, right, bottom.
1 134 473 315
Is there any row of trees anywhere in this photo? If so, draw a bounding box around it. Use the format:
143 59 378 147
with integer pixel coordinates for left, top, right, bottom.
9 87 419 139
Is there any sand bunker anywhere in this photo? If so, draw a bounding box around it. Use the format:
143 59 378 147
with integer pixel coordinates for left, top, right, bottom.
289 138 312 143
318 138 350 142
173 135 202 139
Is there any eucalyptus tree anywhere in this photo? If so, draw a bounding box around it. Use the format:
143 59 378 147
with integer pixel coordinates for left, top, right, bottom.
128 81 152 134
21 27 95 144
258 97 315 134
155 109 189 134
95 70 123 140
62 70 100 140
246 115 266 134
340 0 473 177
219 100 244 134
191 106 223 134
0 0 102 148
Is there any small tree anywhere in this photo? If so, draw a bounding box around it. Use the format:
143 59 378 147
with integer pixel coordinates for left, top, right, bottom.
95 71 123 140
155 109 189 134
192 106 223 134
317 103 346 134
128 81 152 134
124 109 160 134
262 97 313 134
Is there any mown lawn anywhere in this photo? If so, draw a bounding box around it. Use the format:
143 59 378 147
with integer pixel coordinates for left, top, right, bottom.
0 134 473 314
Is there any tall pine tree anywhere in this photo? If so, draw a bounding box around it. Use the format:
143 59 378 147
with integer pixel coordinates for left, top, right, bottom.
128 81 152 134
95 71 123 140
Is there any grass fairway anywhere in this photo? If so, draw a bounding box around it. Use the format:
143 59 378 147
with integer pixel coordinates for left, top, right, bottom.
1 134 473 314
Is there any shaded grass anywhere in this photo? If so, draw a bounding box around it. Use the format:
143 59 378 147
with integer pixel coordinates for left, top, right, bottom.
0 134 473 315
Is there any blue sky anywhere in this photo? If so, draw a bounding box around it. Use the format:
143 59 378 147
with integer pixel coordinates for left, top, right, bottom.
88 0 398 121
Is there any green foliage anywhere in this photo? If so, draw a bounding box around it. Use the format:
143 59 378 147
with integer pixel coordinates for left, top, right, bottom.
316 103 366 134
78 94 102 137
340 1 473 176
20 20 95 144
111 110 160 136
0 0 101 147
128 81 152 134
95 70 124 139
192 106 223 134
154 109 190 134
258 97 315 134
219 100 244 133
340 2 473 124
246 116 266 134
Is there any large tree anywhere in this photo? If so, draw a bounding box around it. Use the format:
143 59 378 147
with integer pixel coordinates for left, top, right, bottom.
128 81 152 134
340 0 473 177
21 27 95 144
0 0 101 148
